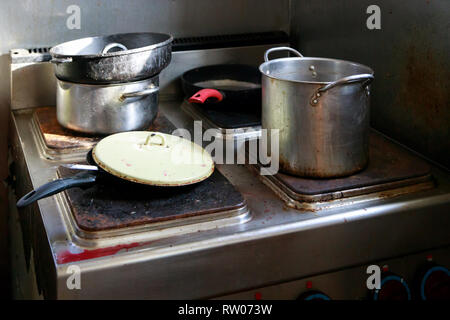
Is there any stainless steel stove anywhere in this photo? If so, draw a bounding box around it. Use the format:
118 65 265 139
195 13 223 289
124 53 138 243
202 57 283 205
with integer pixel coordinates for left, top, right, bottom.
8 39 450 300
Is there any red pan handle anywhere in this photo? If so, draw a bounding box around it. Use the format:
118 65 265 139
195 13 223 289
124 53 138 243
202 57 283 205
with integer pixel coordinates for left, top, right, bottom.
188 89 224 104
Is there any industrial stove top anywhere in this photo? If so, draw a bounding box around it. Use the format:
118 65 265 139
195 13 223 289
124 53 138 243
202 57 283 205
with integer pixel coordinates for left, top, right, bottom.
8 43 450 300
24 107 250 240
248 131 434 211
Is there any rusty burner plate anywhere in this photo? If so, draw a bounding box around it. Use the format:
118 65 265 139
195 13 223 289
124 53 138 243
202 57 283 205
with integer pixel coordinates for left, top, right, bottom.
40 104 248 235
34 106 100 149
57 166 247 235
248 130 434 208
32 107 175 160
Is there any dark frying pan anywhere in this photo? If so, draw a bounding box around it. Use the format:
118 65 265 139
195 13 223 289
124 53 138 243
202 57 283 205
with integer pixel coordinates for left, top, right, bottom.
16 150 120 208
181 64 261 110
17 150 100 208
16 149 201 208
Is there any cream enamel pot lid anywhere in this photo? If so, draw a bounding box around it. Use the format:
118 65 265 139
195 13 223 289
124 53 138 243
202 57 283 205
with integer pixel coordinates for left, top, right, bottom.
92 131 214 186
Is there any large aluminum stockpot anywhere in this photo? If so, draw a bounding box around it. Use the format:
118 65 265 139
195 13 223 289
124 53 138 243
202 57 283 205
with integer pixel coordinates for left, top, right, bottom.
259 47 374 178
50 32 173 84
57 76 159 135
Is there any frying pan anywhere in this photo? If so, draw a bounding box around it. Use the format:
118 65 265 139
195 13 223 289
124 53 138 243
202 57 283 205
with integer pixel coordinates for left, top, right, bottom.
17 132 214 208
181 64 261 110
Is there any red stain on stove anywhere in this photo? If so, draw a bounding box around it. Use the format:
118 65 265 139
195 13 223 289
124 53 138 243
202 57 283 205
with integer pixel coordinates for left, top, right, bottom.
56 242 144 264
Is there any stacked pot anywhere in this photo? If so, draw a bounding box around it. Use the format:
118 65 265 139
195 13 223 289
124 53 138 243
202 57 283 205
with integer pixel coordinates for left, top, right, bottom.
50 32 173 135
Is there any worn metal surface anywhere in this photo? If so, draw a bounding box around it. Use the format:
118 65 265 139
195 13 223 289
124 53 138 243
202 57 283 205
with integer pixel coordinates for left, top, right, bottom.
248 130 435 210
290 0 450 169
34 107 100 149
218 247 450 299
34 106 175 151
254 131 432 196
56 76 159 134
10 101 450 299
59 166 246 232
50 33 172 84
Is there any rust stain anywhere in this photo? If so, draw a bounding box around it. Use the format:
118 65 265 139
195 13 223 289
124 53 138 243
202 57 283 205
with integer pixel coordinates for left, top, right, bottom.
56 241 152 264
58 166 245 232
278 154 368 179
389 30 450 168
400 44 447 129
264 132 431 195
34 108 173 150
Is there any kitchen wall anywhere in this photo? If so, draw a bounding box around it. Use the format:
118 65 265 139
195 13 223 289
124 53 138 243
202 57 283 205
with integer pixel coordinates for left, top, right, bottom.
0 0 290 298
290 0 450 169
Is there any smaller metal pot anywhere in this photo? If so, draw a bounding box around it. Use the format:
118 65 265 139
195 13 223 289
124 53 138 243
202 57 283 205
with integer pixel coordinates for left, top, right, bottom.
57 76 159 135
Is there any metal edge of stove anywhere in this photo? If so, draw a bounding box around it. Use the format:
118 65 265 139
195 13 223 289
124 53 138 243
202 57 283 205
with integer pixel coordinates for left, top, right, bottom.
11 102 450 299
29 110 92 162
181 101 261 141
53 176 251 246
248 163 436 211
246 146 436 211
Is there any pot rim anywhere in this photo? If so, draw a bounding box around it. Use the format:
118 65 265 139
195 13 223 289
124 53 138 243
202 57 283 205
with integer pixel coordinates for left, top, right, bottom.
50 32 173 59
259 56 374 85
56 75 158 87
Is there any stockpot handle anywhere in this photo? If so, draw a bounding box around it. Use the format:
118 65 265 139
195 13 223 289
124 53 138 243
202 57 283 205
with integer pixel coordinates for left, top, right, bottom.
120 84 159 101
102 42 128 54
310 73 374 106
264 47 303 62
16 171 97 208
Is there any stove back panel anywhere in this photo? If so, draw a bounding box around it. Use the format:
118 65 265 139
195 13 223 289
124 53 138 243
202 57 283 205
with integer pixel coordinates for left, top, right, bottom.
290 0 450 169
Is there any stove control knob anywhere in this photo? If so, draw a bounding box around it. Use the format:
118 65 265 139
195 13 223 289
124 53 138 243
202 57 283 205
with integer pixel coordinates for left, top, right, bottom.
372 272 411 300
414 262 450 300
297 290 331 301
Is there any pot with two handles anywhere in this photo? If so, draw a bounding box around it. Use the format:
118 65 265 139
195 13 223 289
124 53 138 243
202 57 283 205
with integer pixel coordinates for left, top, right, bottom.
259 47 374 178
56 76 160 135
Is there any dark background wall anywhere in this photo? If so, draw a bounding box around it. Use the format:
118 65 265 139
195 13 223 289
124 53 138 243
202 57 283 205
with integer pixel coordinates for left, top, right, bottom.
290 0 449 169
